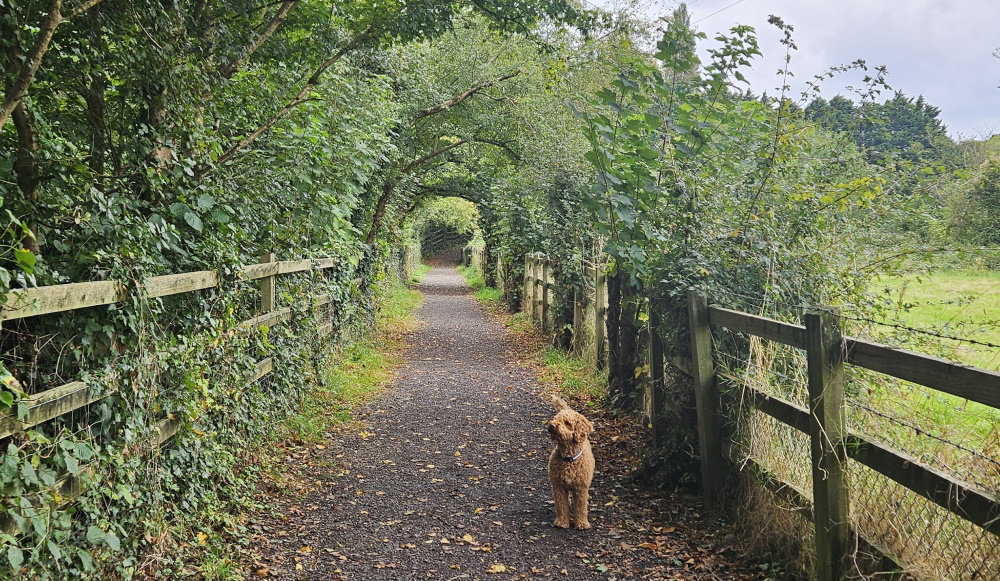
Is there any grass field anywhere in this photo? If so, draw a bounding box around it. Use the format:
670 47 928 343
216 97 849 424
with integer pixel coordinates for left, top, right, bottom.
875 269 1000 370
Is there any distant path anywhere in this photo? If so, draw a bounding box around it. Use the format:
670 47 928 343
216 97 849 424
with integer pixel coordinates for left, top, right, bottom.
249 266 760 580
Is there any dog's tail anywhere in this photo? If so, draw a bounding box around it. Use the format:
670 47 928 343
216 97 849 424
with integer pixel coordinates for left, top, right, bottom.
552 396 569 411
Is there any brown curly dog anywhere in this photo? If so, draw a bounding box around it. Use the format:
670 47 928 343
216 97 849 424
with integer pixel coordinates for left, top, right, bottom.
546 396 595 530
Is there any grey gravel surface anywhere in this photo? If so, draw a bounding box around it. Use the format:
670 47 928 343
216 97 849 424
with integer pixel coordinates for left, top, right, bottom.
247 266 754 581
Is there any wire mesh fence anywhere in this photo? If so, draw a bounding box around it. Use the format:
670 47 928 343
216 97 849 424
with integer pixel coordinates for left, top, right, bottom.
710 301 1000 581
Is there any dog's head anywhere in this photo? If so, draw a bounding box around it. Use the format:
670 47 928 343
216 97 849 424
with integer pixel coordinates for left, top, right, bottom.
546 397 593 445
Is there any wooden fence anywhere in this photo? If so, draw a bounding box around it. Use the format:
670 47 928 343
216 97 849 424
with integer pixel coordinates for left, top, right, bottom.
524 252 999 581
523 253 607 364
0 254 347 532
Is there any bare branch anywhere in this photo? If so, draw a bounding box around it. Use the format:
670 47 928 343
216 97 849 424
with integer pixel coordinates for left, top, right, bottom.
218 0 299 79
410 70 521 124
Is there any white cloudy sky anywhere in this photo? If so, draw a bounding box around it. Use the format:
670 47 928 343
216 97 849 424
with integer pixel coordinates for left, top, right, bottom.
595 0 1000 139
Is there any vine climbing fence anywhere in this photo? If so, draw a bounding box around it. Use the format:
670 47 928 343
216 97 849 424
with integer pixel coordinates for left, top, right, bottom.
0 251 369 575
523 252 999 581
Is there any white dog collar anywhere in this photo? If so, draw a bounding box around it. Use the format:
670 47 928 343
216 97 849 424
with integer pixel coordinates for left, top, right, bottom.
560 447 584 462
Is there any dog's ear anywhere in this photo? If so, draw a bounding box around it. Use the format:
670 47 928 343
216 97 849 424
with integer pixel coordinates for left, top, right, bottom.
552 396 569 411
571 414 593 442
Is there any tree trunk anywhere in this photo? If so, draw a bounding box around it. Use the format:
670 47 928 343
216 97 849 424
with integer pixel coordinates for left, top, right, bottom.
11 101 40 255
606 268 640 407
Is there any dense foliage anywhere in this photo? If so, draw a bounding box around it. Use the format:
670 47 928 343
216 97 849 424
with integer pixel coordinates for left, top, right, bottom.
1 0 997 576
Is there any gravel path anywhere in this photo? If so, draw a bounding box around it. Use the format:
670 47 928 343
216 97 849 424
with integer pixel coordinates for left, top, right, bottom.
248 266 758 581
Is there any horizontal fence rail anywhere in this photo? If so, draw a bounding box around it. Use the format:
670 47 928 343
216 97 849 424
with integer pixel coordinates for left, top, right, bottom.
1 259 333 321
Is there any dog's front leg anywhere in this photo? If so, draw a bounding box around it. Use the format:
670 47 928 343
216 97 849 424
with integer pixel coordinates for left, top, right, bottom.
571 487 590 530
551 483 571 528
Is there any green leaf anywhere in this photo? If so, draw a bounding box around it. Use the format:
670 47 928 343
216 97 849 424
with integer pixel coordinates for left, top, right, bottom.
6 546 22 569
184 212 204 232
14 249 36 273
105 532 121 551
64 454 79 475
0 391 12 407
77 549 94 571
86 525 105 545
47 539 62 560
196 194 215 209
211 209 231 224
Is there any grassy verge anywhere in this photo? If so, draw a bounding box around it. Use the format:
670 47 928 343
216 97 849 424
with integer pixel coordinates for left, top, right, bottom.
192 280 423 579
456 265 604 404
282 283 423 444
410 263 431 284
456 264 503 304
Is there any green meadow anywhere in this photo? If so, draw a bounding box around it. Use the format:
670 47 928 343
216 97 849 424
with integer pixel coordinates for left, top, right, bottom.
869 269 1000 457
876 269 1000 371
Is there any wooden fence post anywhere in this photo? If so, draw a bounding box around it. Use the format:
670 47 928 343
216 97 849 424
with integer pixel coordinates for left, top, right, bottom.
688 291 723 511
260 253 276 313
649 304 666 446
804 309 850 581
594 267 606 370
572 288 584 353
540 257 550 331
529 255 538 320
523 254 532 318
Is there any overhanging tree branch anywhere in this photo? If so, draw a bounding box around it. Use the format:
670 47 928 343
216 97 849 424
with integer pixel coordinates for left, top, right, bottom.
197 24 376 178
401 139 469 174
217 0 299 79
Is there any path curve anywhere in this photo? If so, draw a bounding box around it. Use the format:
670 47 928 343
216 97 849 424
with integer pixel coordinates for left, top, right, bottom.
249 266 759 580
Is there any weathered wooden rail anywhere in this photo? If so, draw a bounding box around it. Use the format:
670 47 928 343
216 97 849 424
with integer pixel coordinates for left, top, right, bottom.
523 251 999 581
0 253 346 532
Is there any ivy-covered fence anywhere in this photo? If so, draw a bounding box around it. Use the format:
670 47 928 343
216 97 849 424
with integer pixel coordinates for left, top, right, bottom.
0 249 370 578
524 252 1000 581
